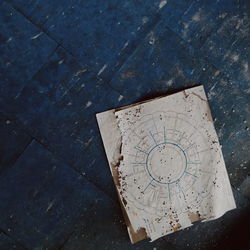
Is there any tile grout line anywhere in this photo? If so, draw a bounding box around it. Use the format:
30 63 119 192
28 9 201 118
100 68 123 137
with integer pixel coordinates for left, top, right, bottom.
160 11 246 93
0 110 119 204
102 1 196 94
0 138 33 177
14 44 61 100
57 231 75 250
5 0 126 98
6 0 235 98
31 137 120 204
99 13 162 95
0 113 33 177
5 1 81 69
103 1 246 98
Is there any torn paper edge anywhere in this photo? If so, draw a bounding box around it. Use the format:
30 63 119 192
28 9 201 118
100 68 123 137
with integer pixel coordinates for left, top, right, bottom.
96 85 236 243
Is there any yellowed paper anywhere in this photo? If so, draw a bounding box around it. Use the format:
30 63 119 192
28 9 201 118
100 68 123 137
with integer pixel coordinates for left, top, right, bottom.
96 85 236 243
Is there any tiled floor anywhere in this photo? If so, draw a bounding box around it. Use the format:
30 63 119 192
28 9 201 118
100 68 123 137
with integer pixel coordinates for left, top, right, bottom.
0 0 249 249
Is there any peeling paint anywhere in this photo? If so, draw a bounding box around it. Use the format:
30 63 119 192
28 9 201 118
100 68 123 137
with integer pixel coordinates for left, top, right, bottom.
118 95 124 102
46 200 55 212
74 68 87 76
97 64 107 76
159 1 167 9
30 32 43 40
121 71 136 79
84 101 92 108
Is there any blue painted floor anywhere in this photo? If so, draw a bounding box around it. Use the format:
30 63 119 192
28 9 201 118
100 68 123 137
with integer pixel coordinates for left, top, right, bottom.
0 0 249 249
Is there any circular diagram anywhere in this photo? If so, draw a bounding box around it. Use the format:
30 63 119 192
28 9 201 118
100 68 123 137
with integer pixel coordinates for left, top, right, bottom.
120 111 216 216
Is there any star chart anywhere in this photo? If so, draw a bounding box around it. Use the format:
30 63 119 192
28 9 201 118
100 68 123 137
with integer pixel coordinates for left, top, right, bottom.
120 111 216 216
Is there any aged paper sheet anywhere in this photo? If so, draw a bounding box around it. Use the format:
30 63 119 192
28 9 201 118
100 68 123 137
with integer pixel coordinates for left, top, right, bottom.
96 86 236 243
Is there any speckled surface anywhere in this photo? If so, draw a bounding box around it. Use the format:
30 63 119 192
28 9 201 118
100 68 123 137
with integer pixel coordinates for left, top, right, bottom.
0 0 249 249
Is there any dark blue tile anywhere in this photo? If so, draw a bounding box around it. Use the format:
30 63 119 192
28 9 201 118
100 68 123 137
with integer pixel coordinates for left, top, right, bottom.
200 12 250 91
206 78 250 188
1 46 126 197
62 227 171 250
0 113 32 174
0 1 57 105
7 0 167 27
108 16 249 191
5 82 94 164
159 0 194 32
0 140 122 249
6 0 69 25
0 233 26 250
31 47 85 101
109 21 209 100
73 135 118 199
5 0 37 15
162 0 240 49
43 0 168 81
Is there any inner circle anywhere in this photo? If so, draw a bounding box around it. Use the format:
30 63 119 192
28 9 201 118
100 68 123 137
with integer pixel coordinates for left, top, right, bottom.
146 143 187 184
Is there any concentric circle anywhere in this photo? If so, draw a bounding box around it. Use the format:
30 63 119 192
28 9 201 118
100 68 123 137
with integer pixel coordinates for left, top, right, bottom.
120 111 215 215
146 142 187 184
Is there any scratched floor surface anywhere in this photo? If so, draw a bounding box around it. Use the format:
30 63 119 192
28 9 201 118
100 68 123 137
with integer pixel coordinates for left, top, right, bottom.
0 0 249 249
